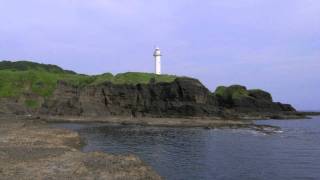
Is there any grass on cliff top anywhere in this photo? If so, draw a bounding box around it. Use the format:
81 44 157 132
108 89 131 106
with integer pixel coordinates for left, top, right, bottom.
0 69 94 97
214 85 250 100
0 60 76 74
94 72 177 85
0 62 177 98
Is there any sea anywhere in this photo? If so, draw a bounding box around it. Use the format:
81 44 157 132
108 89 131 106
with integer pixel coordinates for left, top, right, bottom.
53 116 320 180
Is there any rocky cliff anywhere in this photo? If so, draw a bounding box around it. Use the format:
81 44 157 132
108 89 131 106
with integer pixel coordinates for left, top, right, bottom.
0 61 298 119
36 77 296 119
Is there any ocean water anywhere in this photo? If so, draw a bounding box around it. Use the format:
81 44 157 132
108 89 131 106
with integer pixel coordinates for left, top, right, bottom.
53 116 320 180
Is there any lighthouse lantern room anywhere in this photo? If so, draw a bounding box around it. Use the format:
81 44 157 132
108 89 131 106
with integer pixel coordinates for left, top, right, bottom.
153 47 162 75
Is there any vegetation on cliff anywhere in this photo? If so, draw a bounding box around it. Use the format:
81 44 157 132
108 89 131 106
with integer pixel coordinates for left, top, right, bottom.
214 85 274 103
91 72 177 85
213 85 290 112
215 85 249 100
0 61 177 98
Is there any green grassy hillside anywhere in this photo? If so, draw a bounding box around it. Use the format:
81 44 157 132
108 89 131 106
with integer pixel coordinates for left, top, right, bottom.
0 61 76 74
0 61 177 98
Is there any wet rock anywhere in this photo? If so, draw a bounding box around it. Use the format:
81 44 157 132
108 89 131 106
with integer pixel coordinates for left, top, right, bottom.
0 119 162 180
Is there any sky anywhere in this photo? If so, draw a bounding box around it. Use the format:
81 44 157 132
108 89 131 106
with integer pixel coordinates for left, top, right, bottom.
0 0 319 110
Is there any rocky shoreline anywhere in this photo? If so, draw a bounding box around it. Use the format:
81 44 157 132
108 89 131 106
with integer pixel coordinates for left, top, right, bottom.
42 115 251 128
0 116 162 180
38 109 315 127
41 115 301 135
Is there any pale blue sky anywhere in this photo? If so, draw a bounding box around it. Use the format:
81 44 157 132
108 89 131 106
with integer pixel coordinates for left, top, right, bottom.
0 0 319 110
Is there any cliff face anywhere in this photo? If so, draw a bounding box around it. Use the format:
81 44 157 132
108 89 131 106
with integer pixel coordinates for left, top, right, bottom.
39 78 218 117
37 77 295 118
0 61 297 119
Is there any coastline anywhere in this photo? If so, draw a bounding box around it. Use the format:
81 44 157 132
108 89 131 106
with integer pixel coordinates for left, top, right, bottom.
41 116 252 128
35 112 320 134
0 113 316 179
1 114 318 179
37 114 295 134
39 110 317 127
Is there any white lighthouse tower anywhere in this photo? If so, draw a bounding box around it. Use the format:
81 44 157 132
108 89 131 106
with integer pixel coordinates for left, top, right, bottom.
153 47 162 75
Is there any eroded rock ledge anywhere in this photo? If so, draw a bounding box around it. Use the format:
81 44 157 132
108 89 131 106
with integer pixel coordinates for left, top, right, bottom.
0 117 162 180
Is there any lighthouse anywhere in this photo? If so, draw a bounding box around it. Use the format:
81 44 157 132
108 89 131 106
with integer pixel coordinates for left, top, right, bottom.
153 47 162 75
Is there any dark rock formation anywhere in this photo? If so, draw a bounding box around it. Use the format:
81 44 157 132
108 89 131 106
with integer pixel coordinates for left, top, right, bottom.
39 78 217 117
36 77 296 118
214 85 295 113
